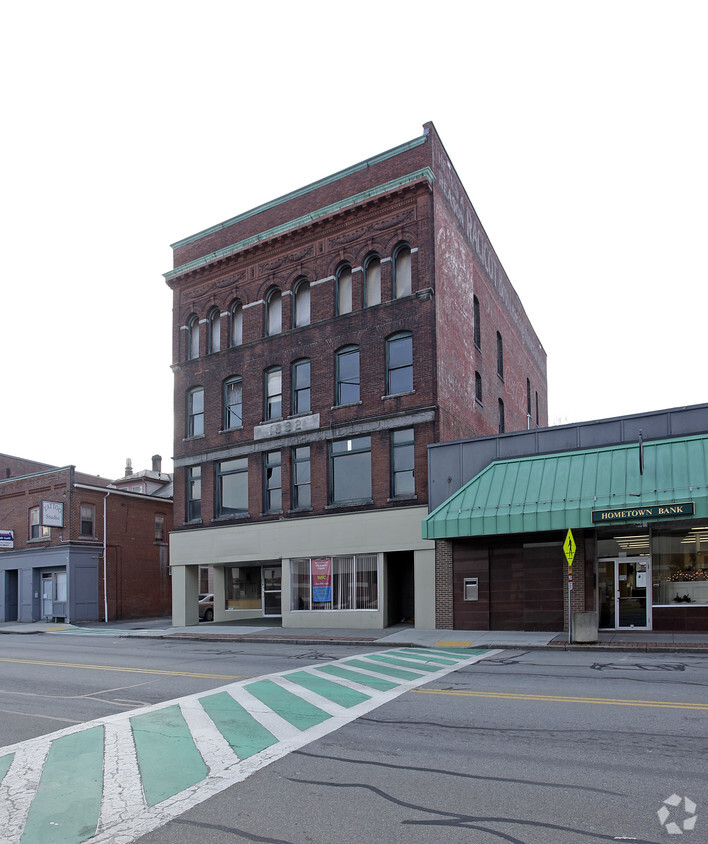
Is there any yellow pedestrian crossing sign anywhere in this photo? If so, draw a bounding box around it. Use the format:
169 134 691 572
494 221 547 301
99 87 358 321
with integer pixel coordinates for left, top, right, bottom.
563 529 576 567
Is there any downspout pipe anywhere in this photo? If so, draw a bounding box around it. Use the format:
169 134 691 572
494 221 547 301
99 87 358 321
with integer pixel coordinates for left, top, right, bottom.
103 492 110 622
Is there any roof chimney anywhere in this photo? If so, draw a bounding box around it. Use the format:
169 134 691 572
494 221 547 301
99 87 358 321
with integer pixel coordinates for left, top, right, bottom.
152 454 162 474
125 458 133 477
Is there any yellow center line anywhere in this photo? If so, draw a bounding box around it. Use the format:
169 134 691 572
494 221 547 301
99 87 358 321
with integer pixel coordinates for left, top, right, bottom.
0 657 242 680
414 688 708 710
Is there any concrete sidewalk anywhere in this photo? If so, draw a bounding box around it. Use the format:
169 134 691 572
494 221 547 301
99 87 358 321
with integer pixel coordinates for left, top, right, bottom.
2 618 708 652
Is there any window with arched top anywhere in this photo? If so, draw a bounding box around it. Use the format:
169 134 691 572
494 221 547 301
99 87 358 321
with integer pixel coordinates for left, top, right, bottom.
496 331 504 379
473 295 481 349
188 315 200 360
294 279 310 328
386 332 413 395
393 244 412 298
266 289 282 336
208 308 221 354
337 264 352 315
364 255 381 307
230 301 243 347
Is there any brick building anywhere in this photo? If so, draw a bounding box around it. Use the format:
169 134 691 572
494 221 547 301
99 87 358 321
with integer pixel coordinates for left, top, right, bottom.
0 456 172 622
166 122 547 629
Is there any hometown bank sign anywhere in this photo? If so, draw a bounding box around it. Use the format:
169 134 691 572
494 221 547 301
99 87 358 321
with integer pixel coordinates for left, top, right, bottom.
0 530 14 549
591 502 694 524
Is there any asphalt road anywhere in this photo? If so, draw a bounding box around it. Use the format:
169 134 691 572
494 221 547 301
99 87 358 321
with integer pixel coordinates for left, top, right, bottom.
1 634 707 843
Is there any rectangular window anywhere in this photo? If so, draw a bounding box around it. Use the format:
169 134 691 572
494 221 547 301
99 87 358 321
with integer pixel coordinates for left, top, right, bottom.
330 436 371 504
290 555 378 611
391 428 415 497
224 378 243 429
265 368 282 420
336 347 360 405
216 458 248 517
386 333 413 395
187 465 202 522
29 506 50 540
292 359 311 415
188 388 205 437
80 504 95 537
473 295 481 349
154 514 166 542
292 446 311 509
264 450 282 512
652 525 708 606
227 566 261 610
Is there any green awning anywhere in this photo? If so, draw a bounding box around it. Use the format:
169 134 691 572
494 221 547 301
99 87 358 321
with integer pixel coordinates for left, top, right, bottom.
423 434 708 539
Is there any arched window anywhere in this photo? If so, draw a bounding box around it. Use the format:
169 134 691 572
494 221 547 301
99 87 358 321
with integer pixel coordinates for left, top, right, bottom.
496 331 504 379
473 295 481 349
266 288 282 336
187 387 204 437
364 254 381 307
187 315 200 360
230 301 243 347
386 332 413 395
294 278 310 328
208 307 221 354
393 244 412 298
335 345 360 404
337 264 352 315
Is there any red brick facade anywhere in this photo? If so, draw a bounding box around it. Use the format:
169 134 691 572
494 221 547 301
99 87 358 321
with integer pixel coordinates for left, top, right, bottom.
167 124 547 531
0 462 172 621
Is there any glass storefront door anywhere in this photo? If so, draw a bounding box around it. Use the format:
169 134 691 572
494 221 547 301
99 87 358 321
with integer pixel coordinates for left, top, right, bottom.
263 565 282 616
599 558 650 629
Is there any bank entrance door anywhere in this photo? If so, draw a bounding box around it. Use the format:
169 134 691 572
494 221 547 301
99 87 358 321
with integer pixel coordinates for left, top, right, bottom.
598 558 651 629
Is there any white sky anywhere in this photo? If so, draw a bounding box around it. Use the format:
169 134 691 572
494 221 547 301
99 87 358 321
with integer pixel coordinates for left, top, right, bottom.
1 1 706 479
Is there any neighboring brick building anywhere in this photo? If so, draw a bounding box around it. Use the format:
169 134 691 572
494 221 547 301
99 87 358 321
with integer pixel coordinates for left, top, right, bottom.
0 456 172 622
166 122 547 629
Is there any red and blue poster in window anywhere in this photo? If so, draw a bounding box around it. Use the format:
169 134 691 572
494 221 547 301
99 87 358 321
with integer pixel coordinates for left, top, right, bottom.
312 557 332 603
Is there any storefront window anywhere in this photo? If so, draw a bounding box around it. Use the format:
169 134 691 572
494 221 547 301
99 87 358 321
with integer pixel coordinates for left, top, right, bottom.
652 525 708 606
290 555 378 611
227 566 261 610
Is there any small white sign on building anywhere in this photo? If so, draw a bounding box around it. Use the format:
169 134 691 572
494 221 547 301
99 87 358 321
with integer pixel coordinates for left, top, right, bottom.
0 530 13 548
41 500 64 528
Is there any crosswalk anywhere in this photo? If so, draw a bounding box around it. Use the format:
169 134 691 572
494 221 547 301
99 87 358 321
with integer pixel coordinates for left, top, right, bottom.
0 646 495 843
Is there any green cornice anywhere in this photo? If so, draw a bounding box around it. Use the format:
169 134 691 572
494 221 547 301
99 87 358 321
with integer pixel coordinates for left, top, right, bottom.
165 166 435 282
170 134 428 251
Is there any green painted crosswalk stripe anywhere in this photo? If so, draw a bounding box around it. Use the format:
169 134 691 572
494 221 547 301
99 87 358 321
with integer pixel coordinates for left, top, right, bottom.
245 679 331 730
363 653 441 672
389 650 460 665
131 705 208 806
199 692 278 759
315 664 400 690
20 726 103 844
283 671 371 708
343 658 424 681
428 647 487 656
0 752 13 783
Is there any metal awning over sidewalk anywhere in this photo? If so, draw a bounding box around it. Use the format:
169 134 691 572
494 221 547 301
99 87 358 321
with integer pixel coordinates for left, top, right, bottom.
423 433 708 540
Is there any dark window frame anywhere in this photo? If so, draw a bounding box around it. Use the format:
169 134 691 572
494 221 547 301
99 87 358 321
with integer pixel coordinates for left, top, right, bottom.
187 387 205 438
264 450 282 513
329 435 372 505
223 377 243 430
292 358 311 415
391 428 415 498
386 331 413 395
335 345 360 405
187 465 202 522
292 445 311 510
265 367 283 421
216 457 249 518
